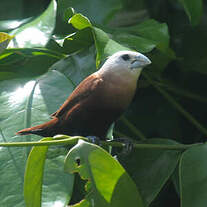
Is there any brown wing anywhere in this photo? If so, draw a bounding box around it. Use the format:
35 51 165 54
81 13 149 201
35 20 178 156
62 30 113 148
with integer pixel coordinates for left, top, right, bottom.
51 73 103 118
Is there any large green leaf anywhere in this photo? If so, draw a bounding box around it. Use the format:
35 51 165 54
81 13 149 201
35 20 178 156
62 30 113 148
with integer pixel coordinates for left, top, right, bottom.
114 33 156 53
64 140 143 207
24 137 52 207
179 0 203 26
118 139 181 207
0 48 64 79
0 71 78 207
136 20 169 51
113 19 170 53
24 137 74 207
113 19 174 73
50 48 96 85
179 143 207 207
9 0 57 48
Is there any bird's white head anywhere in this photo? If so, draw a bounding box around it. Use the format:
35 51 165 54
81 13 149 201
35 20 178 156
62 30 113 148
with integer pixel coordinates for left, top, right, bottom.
98 50 151 79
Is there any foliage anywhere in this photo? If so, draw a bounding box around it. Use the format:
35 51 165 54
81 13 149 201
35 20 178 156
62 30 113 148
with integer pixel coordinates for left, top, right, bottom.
0 0 206 207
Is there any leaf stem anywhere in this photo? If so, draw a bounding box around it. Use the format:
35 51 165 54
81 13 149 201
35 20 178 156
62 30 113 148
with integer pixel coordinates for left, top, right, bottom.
0 136 84 147
0 135 201 151
153 80 207 104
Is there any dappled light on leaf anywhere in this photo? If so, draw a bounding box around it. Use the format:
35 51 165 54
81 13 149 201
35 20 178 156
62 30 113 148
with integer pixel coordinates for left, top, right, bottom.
9 0 57 48
13 27 48 48
8 80 38 105
0 18 32 31
53 201 65 207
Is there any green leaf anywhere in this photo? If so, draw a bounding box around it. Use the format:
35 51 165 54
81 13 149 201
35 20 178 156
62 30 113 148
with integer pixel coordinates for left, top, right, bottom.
0 32 14 53
115 19 170 53
9 0 57 48
135 19 170 52
50 48 96 85
64 140 143 207
24 137 74 207
69 13 92 30
179 143 207 207
0 18 32 31
63 7 75 22
93 27 129 67
179 0 203 26
0 48 64 79
0 68 77 206
114 33 156 53
42 151 75 207
24 137 52 207
118 139 181 207
59 0 121 25
63 27 93 54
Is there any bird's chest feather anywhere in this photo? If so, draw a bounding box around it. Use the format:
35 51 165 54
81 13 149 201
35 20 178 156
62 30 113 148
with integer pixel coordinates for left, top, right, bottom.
98 76 137 110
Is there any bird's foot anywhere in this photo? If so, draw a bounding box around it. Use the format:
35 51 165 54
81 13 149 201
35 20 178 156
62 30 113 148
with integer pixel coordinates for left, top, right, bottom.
108 138 134 155
86 136 100 145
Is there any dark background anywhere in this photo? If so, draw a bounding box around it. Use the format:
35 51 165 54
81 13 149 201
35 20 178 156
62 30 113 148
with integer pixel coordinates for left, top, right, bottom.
0 0 207 207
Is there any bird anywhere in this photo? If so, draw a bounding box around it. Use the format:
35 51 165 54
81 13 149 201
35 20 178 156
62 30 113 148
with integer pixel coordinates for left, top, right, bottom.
17 50 151 139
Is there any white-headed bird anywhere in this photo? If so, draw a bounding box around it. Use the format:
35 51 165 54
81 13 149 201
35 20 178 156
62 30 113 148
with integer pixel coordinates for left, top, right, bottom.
17 51 151 139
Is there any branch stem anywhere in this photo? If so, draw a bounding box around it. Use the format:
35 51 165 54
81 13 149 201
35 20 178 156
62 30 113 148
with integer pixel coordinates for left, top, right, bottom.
0 136 201 151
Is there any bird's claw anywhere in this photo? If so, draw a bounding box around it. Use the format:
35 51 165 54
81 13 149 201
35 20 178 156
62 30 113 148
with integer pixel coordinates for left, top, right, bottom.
86 136 101 145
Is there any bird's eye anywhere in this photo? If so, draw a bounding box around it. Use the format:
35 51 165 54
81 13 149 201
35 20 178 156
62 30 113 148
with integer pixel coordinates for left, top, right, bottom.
121 54 130 61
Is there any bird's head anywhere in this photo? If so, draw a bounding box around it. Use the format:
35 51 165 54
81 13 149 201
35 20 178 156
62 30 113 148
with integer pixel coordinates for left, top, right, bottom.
98 50 151 79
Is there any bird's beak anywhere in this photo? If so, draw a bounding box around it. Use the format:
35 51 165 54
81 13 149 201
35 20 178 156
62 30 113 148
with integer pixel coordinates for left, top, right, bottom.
130 53 151 69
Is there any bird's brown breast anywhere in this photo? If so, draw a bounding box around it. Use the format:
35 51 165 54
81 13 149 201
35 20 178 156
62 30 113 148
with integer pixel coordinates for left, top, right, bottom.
17 71 138 138
56 73 137 138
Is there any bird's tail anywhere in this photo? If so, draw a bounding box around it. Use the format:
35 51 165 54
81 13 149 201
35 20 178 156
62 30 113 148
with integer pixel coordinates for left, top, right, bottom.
16 118 59 137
